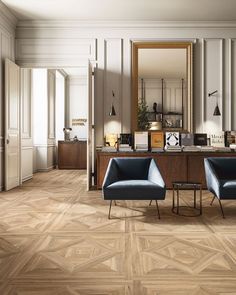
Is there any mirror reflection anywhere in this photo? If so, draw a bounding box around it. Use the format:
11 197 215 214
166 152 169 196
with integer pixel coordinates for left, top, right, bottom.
132 42 193 132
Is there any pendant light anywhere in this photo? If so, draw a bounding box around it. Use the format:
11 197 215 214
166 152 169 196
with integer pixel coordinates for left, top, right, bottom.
213 103 221 116
109 90 116 116
109 103 116 116
208 90 221 116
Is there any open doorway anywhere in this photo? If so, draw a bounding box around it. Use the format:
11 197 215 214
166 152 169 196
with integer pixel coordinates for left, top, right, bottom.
5 59 94 191
31 67 88 173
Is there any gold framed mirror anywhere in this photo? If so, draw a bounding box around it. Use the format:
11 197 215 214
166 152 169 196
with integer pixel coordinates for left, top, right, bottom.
131 41 193 132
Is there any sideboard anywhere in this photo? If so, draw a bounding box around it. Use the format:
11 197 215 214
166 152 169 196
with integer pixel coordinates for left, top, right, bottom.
96 151 236 189
58 141 87 169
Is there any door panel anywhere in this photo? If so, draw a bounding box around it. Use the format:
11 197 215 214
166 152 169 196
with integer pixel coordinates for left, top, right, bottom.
87 61 94 191
5 59 20 190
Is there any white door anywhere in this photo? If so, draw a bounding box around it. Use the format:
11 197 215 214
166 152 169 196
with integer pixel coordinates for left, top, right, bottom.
87 61 94 191
5 59 20 190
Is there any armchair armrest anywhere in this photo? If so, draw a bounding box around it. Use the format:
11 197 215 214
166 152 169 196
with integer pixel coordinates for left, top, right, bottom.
204 158 220 197
148 159 165 188
102 159 120 188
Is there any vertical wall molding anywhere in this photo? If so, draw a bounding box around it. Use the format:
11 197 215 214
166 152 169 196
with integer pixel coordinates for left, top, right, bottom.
103 38 123 135
229 38 236 129
201 39 205 131
203 38 223 132
21 68 32 139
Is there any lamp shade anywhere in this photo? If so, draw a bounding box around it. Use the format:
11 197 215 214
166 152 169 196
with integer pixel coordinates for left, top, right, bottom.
109 103 116 116
213 103 221 116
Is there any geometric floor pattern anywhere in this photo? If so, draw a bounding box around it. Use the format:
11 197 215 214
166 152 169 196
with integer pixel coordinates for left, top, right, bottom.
0 169 236 294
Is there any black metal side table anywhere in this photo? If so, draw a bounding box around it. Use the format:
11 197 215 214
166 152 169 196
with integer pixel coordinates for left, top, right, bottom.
172 182 202 217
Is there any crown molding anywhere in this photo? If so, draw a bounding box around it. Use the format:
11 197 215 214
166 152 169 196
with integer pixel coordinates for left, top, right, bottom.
16 20 236 29
0 1 18 32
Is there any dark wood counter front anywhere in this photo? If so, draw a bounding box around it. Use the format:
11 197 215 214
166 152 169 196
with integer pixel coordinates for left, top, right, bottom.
97 151 236 189
58 141 87 169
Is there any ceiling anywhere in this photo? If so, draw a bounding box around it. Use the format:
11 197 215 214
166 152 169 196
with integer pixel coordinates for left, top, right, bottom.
2 0 236 21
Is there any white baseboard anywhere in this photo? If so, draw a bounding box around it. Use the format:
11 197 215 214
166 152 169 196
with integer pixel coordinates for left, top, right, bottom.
35 165 56 172
22 175 33 182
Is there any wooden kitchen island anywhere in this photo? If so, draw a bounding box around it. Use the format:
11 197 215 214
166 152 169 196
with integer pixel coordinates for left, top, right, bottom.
96 151 236 189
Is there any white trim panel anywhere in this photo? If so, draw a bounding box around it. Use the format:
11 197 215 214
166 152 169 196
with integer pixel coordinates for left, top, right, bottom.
16 38 97 62
230 39 236 130
103 38 123 135
203 38 223 132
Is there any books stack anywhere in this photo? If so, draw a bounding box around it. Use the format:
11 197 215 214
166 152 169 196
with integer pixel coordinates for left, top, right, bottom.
101 146 117 152
165 132 180 146
215 147 231 152
225 131 236 147
194 133 208 146
120 133 132 146
136 144 148 152
134 131 148 151
182 145 201 152
151 147 164 152
181 133 194 146
119 144 133 152
105 133 118 147
165 145 182 152
209 132 224 147
151 131 164 152
230 144 236 150
200 146 216 152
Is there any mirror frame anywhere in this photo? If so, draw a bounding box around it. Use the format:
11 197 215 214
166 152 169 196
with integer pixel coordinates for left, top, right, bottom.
131 41 193 133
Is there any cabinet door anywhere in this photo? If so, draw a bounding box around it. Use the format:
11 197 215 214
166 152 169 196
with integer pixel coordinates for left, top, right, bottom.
187 155 207 187
154 154 187 188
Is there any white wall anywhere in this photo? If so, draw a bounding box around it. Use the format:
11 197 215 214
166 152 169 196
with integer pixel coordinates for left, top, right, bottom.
32 69 56 172
21 68 33 182
14 21 236 146
55 70 65 142
66 75 87 140
0 2 17 191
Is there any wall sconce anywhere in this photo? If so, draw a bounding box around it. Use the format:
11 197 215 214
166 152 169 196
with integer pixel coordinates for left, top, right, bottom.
208 90 221 116
109 90 116 116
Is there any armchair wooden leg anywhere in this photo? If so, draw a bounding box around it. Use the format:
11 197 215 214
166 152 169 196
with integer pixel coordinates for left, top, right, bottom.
108 200 113 219
155 200 161 219
149 200 152 206
210 195 216 206
218 198 225 219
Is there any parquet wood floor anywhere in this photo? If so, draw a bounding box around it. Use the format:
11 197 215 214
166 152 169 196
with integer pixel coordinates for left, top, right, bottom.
0 169 236 294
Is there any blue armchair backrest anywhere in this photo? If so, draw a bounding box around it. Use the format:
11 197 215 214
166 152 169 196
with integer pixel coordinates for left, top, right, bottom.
113 157 152 180
206 157 236 180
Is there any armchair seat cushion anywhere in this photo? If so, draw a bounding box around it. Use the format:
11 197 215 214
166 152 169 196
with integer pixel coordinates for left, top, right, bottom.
220 180 236 199
103 180 166 200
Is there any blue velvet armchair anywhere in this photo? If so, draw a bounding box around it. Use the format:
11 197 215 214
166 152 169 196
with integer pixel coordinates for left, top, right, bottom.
102 157 166 219
204 157 236 218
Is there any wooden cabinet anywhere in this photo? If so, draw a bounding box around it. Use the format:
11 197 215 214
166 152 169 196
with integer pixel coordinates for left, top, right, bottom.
58 141 87 169
96 151 236 189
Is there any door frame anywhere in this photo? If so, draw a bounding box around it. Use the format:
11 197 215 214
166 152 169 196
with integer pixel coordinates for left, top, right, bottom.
16 60 96 190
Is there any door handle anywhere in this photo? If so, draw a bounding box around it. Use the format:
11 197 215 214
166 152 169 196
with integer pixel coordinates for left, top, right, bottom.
6 139 9 144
